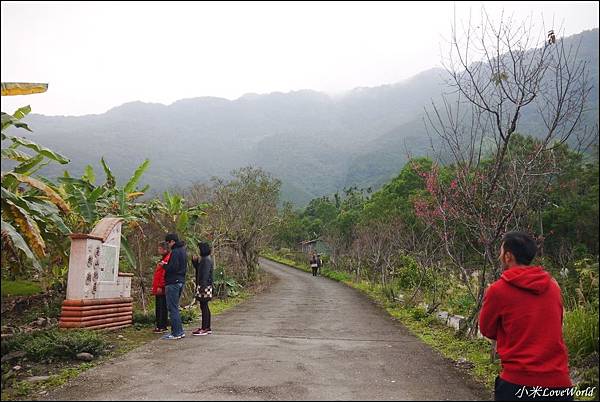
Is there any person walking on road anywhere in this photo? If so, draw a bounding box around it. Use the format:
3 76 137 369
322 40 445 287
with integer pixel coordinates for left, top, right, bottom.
310 252 318 276
316 253 323 276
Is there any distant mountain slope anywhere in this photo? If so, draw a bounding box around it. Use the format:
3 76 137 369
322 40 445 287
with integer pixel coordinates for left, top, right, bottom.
4 29 597 206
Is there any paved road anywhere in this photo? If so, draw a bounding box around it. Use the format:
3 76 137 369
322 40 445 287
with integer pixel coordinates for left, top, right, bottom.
45 258 491 401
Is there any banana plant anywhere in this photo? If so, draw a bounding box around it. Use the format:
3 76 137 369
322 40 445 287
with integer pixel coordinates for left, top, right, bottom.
57 158 151 232
157 190 207 244
1 106 71 273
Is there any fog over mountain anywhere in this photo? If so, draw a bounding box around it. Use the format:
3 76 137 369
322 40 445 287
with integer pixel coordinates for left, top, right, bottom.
6 29 598 206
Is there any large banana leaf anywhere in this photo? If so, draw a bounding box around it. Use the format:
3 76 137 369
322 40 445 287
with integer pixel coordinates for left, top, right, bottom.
124 159 150 194
176 211 189 233
13 154 45 175
1 113 31 133
1 83 48 96
120 236 137 271
2 187 65 230
118 188 126 215
4 172 71 213
5 136 69 164
1 148 32 162
57 176 95 192
12 105 32 119
83 165 96 185
5 189 71 236
6 201 46 258
100 157 116 188
24 199 71 235
0 218 41 270
69 186 98 224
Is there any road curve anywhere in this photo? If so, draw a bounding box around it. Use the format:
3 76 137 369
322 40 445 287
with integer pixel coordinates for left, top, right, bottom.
45 258 491 401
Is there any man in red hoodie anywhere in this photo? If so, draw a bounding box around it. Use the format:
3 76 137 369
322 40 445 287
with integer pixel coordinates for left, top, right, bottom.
480 231 573 401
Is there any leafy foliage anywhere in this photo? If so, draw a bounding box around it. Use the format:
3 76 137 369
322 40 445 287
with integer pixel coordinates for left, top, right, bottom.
2 329 106 362
1 106 71 274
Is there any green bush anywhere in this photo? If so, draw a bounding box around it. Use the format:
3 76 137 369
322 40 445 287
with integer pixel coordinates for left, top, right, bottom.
2 329 107 362
410 308 428 321
445 287 476 316
180 307 198 324
322 269 351 282
213 269 242 298
394 256 427 290
133 306 198 327
564 305 599 363
132 311 156 325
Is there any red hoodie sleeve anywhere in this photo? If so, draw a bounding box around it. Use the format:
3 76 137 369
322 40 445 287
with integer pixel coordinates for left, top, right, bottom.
479 283 502 340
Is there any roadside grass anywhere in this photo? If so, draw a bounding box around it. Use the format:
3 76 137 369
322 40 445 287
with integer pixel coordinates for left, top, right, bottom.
1 281 43 297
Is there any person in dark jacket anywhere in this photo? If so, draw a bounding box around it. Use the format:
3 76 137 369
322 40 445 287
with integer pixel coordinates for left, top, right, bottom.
192 242 214 336
316 253 323 276
310 252 318 276
479 231 573 401
161 233 187 340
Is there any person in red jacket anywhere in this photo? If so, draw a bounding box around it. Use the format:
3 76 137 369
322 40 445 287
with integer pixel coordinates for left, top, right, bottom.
480 231 573 401
151 241 171 334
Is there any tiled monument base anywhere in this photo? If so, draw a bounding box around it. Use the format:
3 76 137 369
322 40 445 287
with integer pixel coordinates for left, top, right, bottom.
59 297 133 330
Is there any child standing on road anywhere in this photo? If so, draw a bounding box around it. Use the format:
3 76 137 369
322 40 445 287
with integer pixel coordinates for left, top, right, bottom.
151 241 171 333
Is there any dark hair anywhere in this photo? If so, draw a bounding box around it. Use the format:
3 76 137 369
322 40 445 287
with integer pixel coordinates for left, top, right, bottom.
158 241 169 250
501 231 537 265
165 233 179 243
198 241 211 257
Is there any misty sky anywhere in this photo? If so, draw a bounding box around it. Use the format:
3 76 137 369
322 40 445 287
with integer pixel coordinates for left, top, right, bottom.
1 1 598 116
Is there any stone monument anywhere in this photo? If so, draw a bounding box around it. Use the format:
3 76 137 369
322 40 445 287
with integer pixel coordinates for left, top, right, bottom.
59 217 134 330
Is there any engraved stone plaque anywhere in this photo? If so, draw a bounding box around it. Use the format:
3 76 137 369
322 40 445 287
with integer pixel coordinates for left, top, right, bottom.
99 244 118 282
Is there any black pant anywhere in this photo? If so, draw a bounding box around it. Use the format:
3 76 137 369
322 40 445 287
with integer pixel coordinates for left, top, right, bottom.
312 266 318 276
155 295 168 330
494 377 574 401
200 300 211 330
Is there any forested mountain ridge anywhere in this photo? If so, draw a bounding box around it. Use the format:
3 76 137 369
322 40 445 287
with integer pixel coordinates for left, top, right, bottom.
6 29 598 206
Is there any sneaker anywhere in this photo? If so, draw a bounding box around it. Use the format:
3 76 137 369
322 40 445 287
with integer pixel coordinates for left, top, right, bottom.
162 333 185 340
161 334 177 340
192 328 211 336
153 328 168 334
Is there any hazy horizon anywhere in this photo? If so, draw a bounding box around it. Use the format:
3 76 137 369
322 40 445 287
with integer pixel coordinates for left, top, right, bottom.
2 1 599 117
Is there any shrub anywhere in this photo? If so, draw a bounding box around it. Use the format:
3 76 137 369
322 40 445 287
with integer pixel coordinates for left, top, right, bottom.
445 287 476 316
132 311 156 325
410 308 428 321
563 305 599 363
133 305 199 326
394 256 425 290
322 269 351 282
180 307 198 324
2 329 106 362
213 269 242 298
